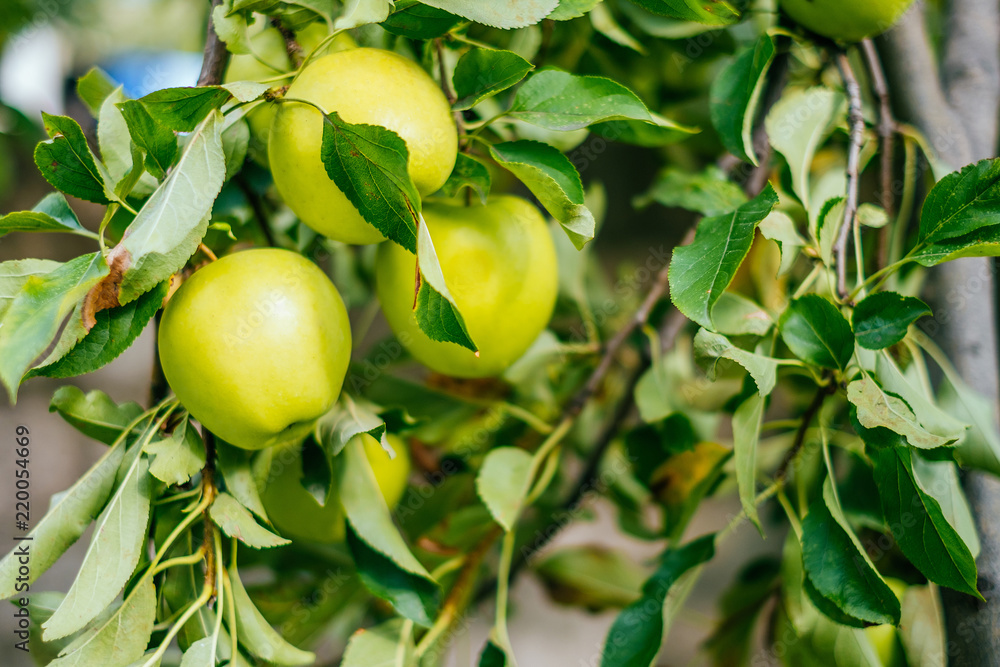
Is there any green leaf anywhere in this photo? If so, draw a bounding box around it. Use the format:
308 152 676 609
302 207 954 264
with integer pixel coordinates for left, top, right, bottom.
600 534 715 667
848 376 959 449
852 292 931 350
320 110 421 252
912 455 981 558
936 364 1000 476
210 492 290 548
478 640 508 667
228 565 316 665
694 329 777 396
107 110 225 304
732 393 764 533
213 0 251 54
765 87 844 211
758 210 806 277
549 0 601 20
858 203 889 228
509 69 659 131
76 67 118 117
34 113 112 205
0 438 126 599
117 99 178 179
338 436 439 625
476 447 533 531
48 577 156 667
341 619 416 667
414 215 477 351
535 546 645 611
31 281 168 380
315 398 388 461
99 86 155 199
709 35 774 165
49 386 143 444
489 140 594 248
910 223 1000 266
590 113 699 148
179 636 218 667
0 259 61 321
334 0 394 30
870 447 981 598
43 450 153 640
668 184 779 329
633 165 747 217
899 586 947 667
383 0 464 39
452 48 534 111
918 158 1000 244
419 0 559 28
0 253 107 401
624 0 739 24
0 193 93 239
801 479 901 626
217 441 269 522
138 86 232 132
710 292 773 337
778 295 854 371
438 152 491 204
145 417 206 487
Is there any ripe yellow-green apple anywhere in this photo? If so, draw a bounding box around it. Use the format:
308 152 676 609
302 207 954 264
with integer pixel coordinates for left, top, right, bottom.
269 48 458 244
864 578 908 666
225 24 354 162
375 195 558 378
781 0 915 42
158 248 351 450
260 433 411 543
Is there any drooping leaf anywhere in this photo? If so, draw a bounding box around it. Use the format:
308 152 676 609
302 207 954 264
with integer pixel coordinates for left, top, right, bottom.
0 253 107 401
590 113 698 148
438 152 491 204
315 398 388 462
43 451 153 640
228 566 316 665
765 87 844 211
668 184 779 329
633 165 747 217
48 386 144 444
534 546 645 610
340 619 416 667
549 0 601 20
334 0 395 29
48 577 156 667
490 140 594 248
117 99 178 179
338 436 439 625
383 0 464 39
870 446 981 598
0 193 94 239
34 113 112 205
778 294 854 371
320 110 420 252
145 417 206 487
217 441 269 522
732 393 764 533
694 329 777 396
910 223 1000 266
452 48 534 110
600 534 715 667
420 0 559 28
624 0 739 25
99 86 155 199
709 34 774 165
848 376 959 450
210 492 290 548
918 158 1000 245
138 86 232 132
0 438 126 599
31 280 168 380
476 447 534 531
801 479 901 626
509 69 659 131
758 210 806 276
899 585 947 667
711 292 773 337
414 215 477 351
852 292 931 350
911 455 981 558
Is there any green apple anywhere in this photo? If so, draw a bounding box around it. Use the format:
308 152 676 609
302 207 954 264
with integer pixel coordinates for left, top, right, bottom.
270 48 458 245
375 195 558 378
260 433 412 543
781 0 915 42
158 248 351 450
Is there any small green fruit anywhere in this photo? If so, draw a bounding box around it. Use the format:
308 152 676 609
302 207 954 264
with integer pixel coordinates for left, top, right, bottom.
781 0 915 42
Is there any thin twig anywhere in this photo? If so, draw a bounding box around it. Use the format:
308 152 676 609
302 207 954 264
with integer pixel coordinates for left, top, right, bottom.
271 16 304 68
773 381 833 483
860 39 896 271
197 0 231 87
201 429 218 597
834 50 865 301
235 174 276 247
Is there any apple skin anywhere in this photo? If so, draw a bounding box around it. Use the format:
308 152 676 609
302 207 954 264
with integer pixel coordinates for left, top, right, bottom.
270 48 458 245
781 0 915 42
260 433 411 544
158 248 351 450
375 195 558 378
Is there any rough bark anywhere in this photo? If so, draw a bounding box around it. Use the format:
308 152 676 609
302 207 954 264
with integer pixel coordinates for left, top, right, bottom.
879 2 1000 663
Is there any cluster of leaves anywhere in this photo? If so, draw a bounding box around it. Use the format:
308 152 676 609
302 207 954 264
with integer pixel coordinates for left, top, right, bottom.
2 0 1000 666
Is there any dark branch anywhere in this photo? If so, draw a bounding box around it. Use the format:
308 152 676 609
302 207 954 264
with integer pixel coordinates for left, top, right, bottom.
197 0 231 87
271 16 304 69
860 39 895 269
834 50 865 301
